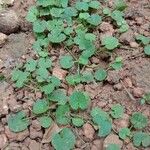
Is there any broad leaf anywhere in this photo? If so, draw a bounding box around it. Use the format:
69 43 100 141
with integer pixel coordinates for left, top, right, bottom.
39 116 52 128
60 55 74 69
94 69 107 81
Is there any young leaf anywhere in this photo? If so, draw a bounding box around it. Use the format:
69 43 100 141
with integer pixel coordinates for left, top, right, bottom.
119 128 131 140
50 8 65 18
91 108 112 137
40 83 55 95
106 144 121 150
33 20 47 33
26 6 38 22
36 67 49 82
72 118 84 127
38 57 52 69
56 104 70 125
12 70 29 88
143 93 150 104
51 128 76 150
81 71 94 83
94 69 107 81
144 45 150 56
75 1 89 11
133 132 150 147
110 104 124 119
66 74 81 85
89 1 101 9
114 0 127 11
50 76 61 87
60 55 74 69
136 35 150 45
8 111 29 133
87 14 102 26
102 36 119 50
60 0 69 7
32 99 49 115
39 116 52 128
130 112 148 129
48 89 67 105
79 13 90 20
37 0 55 7
110 57 123 70
103 7 111 16
70 91 90 110
25 59 37 72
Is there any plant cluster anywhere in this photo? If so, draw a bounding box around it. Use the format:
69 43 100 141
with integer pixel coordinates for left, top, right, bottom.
7 0 150 149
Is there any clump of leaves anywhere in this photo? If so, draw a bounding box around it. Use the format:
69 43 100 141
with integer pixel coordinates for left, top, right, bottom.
51 128 76 150
91 108 112 137
133 132 150 148
110 57 123 70
130 112 148 129
8 111 29 132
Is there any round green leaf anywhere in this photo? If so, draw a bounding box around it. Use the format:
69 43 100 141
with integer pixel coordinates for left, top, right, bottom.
56 104 70 125
72 118 84 127
106 144 121 150
60 55 74 69
144 45 150 56
119 128 131 140
39 116 52 128
51 128 76 150
89 1 101 9
33 20 47 33
32 99 49 115
94 69 107 81
102 36 119 50
70 91 90 110
130 112 148 129
8 111 29 133
75 2 89 11
110 104 124 119
87 14 102 26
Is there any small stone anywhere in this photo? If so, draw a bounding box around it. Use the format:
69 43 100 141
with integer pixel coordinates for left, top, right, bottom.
103 134 123 149
133 87 144 98
0 10 20 34
92 139 103 150
0 0 15 5
52 67 68 80
113 114 130 132
135 17 143 25
5 126 29 142
0 134 8 149
0 32 7 47
29 140 40 150
83 123 95 140
29 127 43 139
113 83 123 91
130 42 139 48
107 70 120 84
35 91 42 99
91 57 100 64
31 120 41 131
124 77 133 88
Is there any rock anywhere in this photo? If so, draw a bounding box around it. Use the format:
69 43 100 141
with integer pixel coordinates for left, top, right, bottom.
113 114 130 132
35 91 42 99
130 42 139 48
103 134 123 149
113 83 123 91
91 139 103 150
29 126 43 139
99 22 115 36
0 32 7 47
8 142 21 150
5 126 29 142
119 30 134 44
52 67 68 80
83 123 95 140
133 87 144 98
29 140 40 150
0 0 14 5
107 70 121 84
31 120 41 131
91 57 100 64
124 77 133 88
0 134 8 149
0 10 20 34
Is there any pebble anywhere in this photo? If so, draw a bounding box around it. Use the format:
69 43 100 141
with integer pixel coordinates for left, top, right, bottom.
0 10 20 34
133 87 144 98
124 77 133 88
29 126 43 139
29 140 40 150
31 120 41 131
103 134 123 149
52 67 68 80
83 123 95 140
107 70 121 84
130 42 139 48
0 32 7 47
0 0 14 5
5 126 29 141
0 134 8 149
91 139 103 150
113 83 123 91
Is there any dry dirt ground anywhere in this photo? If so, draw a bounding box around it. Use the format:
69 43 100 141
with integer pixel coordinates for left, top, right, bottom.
0 0 150 150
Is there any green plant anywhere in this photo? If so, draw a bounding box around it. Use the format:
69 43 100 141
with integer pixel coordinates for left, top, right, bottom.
130 112 148 129
110 57 123 70
135 35 150 45
110 104 124 119
144 45 150 56
94 68 107 81
119 128 131 140
51 128 76 150
106 144 121 150
39 116 52 128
